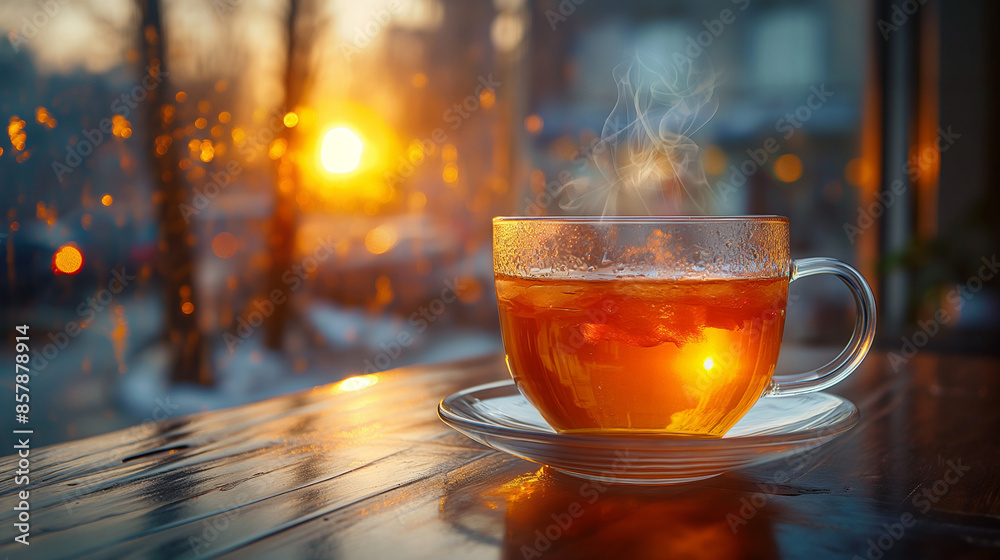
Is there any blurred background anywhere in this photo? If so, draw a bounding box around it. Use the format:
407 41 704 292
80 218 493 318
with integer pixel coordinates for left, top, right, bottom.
1 0 997 446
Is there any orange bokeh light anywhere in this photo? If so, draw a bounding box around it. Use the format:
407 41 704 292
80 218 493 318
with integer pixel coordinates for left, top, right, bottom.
53 245 84 275
524 114 543 135
479 88 496 109
844 157 873 187
365 224 398 255
442 163 458 183
212 232 239 259
101 194 113 206
773 154 803 183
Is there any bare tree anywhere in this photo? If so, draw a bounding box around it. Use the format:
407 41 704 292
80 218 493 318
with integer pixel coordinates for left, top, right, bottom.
138 0 210 385
264 0 322 350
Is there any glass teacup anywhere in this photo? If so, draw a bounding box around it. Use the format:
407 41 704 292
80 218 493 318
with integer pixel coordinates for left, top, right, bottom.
493 216 876 437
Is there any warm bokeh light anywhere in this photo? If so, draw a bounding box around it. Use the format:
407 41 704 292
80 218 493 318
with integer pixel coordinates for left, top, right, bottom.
407 142 424 162
702 145 727 175
321 127 364 173
53 245 84 275
181 302 194 314
212 232 239 258
268 138 288 160
111 115 132 138
773 154 803 182
339 374 378 392
844 157 873 187
442 163 458 183
200 139 215 162
524 114 543 135
8 116 26 150
365 224 398 255
36 106 57 128
175 91 187 103
283 112 299 127
479 88 496 109
456 277 484 304
101 194 113 206
703 356 715 371
411 73 427 88
409 191 427 210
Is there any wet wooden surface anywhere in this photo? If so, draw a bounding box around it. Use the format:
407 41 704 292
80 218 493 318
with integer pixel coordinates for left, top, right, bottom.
2 351 1000 559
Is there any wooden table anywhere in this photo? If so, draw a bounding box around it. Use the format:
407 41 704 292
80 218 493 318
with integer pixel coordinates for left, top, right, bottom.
2 351 999 559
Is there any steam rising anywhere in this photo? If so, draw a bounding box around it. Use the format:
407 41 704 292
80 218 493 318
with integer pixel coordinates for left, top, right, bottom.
559 54 718 215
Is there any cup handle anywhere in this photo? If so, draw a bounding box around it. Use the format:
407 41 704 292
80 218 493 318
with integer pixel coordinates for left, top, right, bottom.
766 257 877 397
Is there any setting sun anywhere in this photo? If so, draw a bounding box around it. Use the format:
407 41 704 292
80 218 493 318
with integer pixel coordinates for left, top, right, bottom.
321 127 363 174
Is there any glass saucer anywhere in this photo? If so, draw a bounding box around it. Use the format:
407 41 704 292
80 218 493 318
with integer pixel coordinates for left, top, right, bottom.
438 380 859 485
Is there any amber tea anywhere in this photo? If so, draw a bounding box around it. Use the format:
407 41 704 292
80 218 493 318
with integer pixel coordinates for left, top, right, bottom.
497 275 788 437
